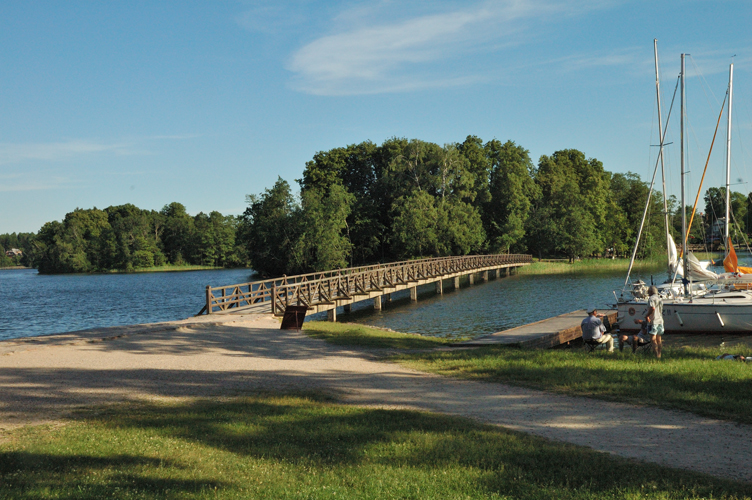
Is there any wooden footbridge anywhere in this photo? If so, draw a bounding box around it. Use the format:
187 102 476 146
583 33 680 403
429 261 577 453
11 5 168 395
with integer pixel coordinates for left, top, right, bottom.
198 254 532 320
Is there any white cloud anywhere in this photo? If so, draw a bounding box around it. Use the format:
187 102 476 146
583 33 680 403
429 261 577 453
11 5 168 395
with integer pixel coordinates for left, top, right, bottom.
0 174 74 192
0 135 199 165
286 0 618 95
0 140 133 165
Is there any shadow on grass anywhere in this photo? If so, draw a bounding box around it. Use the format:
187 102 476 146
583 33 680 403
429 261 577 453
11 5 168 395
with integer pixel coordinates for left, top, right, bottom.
0 451 224 499
65 396 752 499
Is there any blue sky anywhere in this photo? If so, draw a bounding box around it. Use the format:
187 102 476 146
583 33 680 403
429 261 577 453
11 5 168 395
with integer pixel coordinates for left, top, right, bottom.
2 0 752 233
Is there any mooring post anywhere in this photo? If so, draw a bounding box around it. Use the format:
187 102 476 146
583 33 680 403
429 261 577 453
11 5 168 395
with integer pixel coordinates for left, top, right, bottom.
453 276 460 289
205 285 212 315
435 279 443 295
373 296 382 310
328 307 337 322
410 286 417 302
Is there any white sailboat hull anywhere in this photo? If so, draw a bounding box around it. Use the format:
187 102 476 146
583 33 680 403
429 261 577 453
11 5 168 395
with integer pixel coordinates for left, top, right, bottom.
617 293 752 334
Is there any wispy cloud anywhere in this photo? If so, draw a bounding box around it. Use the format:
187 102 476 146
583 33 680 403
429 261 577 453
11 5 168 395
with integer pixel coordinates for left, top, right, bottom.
286 0 619 95
0 140 134 165
0 174 75 192
0 135 199 165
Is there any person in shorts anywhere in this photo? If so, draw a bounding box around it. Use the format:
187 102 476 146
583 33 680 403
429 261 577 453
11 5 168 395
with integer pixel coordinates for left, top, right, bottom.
631 285 664 358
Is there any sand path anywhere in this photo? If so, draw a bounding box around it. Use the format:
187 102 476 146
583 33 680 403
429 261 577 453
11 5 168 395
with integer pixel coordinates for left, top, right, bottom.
1 314 751 483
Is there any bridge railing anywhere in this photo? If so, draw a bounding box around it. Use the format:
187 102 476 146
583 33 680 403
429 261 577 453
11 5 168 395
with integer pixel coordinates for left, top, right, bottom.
199 253 532 315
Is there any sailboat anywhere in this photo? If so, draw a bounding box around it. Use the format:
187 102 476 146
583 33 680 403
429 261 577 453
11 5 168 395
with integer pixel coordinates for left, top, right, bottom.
616 49 752 334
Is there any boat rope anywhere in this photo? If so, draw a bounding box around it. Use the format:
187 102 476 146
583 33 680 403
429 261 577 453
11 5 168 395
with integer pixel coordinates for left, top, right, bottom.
624 75 680 287
682 88 729 258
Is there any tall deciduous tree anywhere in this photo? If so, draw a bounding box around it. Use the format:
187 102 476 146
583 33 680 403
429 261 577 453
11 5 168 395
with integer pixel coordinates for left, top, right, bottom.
484 140 538 253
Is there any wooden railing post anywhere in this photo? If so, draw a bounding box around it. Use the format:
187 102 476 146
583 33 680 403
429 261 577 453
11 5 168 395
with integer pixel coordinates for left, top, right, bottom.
205 285 212 315
271 283 277 316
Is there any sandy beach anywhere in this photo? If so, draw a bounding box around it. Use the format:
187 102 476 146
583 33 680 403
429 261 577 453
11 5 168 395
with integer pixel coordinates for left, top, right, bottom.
2 313 752 484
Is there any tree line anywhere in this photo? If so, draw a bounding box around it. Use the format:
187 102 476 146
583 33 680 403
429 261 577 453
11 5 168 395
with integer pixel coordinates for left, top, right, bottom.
1 203 246 273
4 135 748 275
242 137 673 276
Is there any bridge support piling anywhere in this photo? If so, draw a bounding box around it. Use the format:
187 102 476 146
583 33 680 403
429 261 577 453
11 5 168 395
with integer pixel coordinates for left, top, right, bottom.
373 296 382 311
468 273 474 285
482 271 488 282
453 276 460 289
328 308 337 322
435 279 443 295
384 293 391 303
410 286 418 302
344 304 352 313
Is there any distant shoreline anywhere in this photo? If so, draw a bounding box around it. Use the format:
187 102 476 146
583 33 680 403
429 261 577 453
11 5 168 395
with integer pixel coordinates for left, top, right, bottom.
4 265 254 275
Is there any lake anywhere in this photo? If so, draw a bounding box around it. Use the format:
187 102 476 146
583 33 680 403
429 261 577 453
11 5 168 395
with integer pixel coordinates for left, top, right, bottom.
1 265 658 342
0 268 255 341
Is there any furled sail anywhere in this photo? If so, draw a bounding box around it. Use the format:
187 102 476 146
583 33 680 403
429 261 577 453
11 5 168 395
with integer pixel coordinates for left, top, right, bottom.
669 236 718 280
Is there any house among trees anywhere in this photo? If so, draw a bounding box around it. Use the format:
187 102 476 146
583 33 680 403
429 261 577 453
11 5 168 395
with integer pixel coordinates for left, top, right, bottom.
5 248 22 257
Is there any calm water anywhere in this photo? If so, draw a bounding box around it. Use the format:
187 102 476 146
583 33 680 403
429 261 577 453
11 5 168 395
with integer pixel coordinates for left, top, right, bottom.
0 261 730 342
0 268 255 341
314 270 631 339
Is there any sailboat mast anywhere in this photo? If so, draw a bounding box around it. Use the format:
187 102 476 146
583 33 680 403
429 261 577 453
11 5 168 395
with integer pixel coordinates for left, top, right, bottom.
681 53 688 293
654 39 671 272
725 63 734 253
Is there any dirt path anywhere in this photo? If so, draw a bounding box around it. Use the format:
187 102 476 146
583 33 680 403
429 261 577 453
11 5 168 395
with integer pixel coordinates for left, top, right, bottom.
2 314 751 483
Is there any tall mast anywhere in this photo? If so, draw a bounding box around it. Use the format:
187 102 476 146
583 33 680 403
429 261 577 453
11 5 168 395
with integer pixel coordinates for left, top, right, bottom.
681 54 688 293
725 63 734 253
654 39 671 272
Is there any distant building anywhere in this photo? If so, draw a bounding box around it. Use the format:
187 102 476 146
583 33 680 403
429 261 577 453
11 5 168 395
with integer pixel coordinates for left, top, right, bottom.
5 248 22 257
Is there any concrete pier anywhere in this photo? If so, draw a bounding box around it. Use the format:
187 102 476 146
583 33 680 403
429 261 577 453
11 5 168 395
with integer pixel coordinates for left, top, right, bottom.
435 280 443 295
457 310 618 349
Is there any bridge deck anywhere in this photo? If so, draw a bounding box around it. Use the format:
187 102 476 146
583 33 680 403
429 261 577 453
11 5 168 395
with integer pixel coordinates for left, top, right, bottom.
201 254 532 319
458 310 618 349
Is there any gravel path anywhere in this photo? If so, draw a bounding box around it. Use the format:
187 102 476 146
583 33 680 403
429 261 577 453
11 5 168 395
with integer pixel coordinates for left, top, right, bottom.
2 314 751 483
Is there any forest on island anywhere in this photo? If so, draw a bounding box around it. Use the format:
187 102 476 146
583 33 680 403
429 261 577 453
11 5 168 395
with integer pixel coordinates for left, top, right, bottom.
2 135 749 275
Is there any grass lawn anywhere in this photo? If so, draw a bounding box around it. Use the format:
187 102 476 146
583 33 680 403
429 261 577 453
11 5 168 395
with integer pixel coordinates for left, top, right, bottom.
304 322 752 425
303 321 461 349
2 394 751 499
518 258 665 275
395 346 752 425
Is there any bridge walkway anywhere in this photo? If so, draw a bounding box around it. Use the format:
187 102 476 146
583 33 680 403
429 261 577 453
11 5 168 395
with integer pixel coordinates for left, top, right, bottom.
199 254 532 320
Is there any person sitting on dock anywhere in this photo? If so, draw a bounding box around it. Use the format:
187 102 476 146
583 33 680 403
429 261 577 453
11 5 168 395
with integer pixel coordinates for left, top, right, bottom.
582 306 614 352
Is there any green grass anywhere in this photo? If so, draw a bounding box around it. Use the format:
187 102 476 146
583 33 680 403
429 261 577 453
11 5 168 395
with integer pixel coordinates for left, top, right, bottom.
304 321 461 348
517 258 665 275
394 346 752 425
105 264 229 274
2 394 751 499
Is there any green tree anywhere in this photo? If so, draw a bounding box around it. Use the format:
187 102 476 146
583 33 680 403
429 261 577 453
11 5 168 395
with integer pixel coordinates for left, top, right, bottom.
294 184 355 272
527 149 611 260
240 178 301 277
484 140 538 253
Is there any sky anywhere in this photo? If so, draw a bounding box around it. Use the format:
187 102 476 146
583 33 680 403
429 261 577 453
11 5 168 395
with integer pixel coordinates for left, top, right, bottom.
2 0 752 234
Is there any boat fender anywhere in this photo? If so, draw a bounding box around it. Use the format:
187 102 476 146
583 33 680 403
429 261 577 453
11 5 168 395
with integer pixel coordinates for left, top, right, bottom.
675 311 684 326
716 312 725 327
